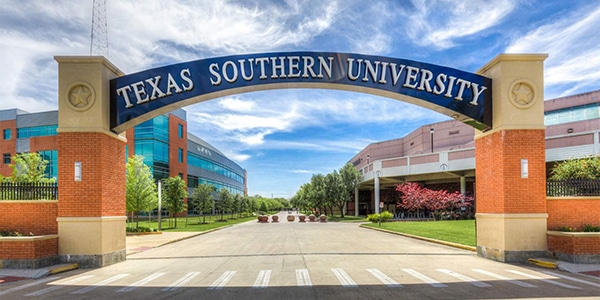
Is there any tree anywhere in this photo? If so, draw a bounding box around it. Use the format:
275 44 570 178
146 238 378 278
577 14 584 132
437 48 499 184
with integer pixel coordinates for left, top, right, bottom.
550 155 600 180
232 193 242 218
308 174 326 214
191 183 215 224
240 195 249 217
323 171 342 216
337 163 362 218
216 188 232 221
162 176 188 228
9 152 55 183
126 155 158 229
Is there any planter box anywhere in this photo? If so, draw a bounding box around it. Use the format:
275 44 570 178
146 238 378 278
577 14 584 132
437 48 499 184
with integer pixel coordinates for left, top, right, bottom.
0 235 59 269
547 231 600 264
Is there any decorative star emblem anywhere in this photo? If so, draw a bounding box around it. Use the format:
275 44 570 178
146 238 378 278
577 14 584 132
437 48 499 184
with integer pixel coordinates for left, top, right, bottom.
512 83 533 105
69 85 91 107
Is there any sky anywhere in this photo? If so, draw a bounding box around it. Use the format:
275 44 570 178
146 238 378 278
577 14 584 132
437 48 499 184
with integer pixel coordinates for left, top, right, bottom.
1 0 600 199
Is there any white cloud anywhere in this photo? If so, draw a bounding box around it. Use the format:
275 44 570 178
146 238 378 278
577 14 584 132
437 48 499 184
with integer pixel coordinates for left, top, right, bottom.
506 4 600 97
404 0 515 49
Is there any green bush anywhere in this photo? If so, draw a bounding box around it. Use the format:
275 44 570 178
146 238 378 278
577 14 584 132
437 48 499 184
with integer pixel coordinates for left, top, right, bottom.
367 214 381 223
380 211 394 222
581 224 600 232
550 155 600 180
126 226 156 233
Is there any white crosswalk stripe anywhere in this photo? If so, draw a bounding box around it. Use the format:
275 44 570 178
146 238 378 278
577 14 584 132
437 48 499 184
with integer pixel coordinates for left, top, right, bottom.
296 269 313 287
0 276 61 296
116 272 165 292
25 275 95 296
331 268 358 287
208 271 237 290
71 274 129 294
402 269 447 287
437 269 492 287
162 272 201 292
10 266 597 297
366 268 402 287
542 271 600 288
472 269 536 288
253 270 271 288
506 270 580 289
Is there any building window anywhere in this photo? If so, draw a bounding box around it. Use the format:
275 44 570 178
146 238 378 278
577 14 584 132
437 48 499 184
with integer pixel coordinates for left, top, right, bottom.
38 150 58 180
3 129 11 140
178 124 184 138
178 148 184 163
3 153 11 164
17 125 58 139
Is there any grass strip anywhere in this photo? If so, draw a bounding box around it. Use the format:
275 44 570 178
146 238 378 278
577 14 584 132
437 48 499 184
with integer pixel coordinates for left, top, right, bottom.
363 219 476 247
127 215 258 233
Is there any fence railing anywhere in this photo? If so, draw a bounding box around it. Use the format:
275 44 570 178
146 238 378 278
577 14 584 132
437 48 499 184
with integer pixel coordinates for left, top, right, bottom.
0 182 58 200
547 179 600 197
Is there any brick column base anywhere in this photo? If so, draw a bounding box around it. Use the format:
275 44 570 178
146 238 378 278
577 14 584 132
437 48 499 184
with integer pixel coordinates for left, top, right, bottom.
475 129 547 262
57 132 126 268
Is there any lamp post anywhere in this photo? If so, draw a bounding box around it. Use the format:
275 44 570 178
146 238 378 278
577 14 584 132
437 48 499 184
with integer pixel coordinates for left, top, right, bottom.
430 128 434 153
157 179 162 231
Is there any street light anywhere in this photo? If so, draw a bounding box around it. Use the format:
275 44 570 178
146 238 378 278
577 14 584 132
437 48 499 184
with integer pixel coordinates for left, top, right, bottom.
430 128 434 153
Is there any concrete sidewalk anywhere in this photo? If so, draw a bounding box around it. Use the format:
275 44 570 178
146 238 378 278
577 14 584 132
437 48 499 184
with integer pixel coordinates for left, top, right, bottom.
0 228 223 281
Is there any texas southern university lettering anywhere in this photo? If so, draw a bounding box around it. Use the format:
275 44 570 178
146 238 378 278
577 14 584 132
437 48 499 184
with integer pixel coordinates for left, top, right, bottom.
111 52 492 131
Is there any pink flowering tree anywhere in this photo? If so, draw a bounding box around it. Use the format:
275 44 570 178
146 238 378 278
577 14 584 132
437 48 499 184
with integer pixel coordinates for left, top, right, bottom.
396 182 474 220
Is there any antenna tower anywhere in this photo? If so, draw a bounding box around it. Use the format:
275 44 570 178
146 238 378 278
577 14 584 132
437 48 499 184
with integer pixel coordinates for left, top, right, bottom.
90 0 108 57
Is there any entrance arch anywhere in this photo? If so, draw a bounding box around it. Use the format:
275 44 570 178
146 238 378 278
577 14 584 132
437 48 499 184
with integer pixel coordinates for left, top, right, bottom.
55 53 547 267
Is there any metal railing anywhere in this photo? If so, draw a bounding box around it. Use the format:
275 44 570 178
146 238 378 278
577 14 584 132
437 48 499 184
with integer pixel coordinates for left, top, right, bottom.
547 179 600 197
0 182 58 200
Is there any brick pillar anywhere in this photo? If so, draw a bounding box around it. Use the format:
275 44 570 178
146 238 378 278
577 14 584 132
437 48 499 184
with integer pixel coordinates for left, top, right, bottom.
55 56 126 268
475 54 548 262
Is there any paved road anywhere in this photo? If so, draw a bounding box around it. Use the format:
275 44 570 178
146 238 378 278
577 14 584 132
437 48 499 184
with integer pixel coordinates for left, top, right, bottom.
1 213 599 299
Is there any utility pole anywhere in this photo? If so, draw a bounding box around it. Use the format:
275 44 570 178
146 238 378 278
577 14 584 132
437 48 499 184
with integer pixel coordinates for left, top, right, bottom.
90 0 109 57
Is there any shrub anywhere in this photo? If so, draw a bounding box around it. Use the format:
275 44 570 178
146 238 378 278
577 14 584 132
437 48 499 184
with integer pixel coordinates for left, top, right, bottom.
367 214 381 223
380 211 394 223
126 226 156 233
581 224 600 232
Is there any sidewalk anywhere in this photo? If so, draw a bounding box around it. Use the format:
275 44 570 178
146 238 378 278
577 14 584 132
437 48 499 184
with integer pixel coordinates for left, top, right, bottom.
0 229 219 282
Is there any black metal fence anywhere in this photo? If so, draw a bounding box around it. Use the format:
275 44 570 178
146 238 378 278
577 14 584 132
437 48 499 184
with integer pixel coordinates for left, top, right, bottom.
547 179 600 197
0 182 58 200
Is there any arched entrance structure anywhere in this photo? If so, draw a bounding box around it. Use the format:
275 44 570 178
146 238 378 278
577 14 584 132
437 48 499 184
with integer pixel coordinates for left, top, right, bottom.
55 52 546 267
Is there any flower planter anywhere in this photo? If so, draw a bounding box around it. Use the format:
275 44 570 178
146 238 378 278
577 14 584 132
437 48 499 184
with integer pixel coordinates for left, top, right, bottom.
287 215 295 222
298 215 306 222
257 215 269 223
547 231 600 264
319 215 327 223
308 214 316 222
0 235 59 269
271 215 279 222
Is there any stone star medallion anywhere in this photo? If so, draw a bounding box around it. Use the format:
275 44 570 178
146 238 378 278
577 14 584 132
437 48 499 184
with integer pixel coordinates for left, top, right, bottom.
67 82 95 111
509 80 536 109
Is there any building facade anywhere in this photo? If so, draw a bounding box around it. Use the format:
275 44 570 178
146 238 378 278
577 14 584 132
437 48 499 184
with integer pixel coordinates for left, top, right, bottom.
0 108 247 212
348 89 600 216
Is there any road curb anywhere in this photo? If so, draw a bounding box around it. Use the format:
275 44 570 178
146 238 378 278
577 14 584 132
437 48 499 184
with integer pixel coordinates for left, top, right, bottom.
527 258 558 269
360 224 477 252
48 263 79 275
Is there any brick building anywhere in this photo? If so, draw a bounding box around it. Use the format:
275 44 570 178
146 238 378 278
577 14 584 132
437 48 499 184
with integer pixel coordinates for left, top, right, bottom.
0 108 247 214
348 89 600 216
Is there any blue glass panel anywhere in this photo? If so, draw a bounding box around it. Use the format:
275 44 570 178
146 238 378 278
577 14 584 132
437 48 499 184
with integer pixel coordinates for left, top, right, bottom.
17 125 58 138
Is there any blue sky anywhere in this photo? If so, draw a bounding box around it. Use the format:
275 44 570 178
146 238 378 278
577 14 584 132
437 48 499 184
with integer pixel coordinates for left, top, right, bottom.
1 0 600 198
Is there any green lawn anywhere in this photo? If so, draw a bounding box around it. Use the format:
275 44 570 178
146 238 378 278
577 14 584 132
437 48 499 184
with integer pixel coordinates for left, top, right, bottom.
127 214 257 233
363 219 476 247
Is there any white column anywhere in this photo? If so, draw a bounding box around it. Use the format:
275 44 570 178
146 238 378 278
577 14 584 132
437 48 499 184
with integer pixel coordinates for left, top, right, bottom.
374 171 381 214
354 188 359 217
460 176 466 195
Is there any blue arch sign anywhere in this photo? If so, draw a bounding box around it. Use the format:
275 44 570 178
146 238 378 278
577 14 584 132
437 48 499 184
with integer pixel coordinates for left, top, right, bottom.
110 51 492 132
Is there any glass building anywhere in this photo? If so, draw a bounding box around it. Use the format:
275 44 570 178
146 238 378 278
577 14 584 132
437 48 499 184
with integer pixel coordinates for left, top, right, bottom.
0 108 248 214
